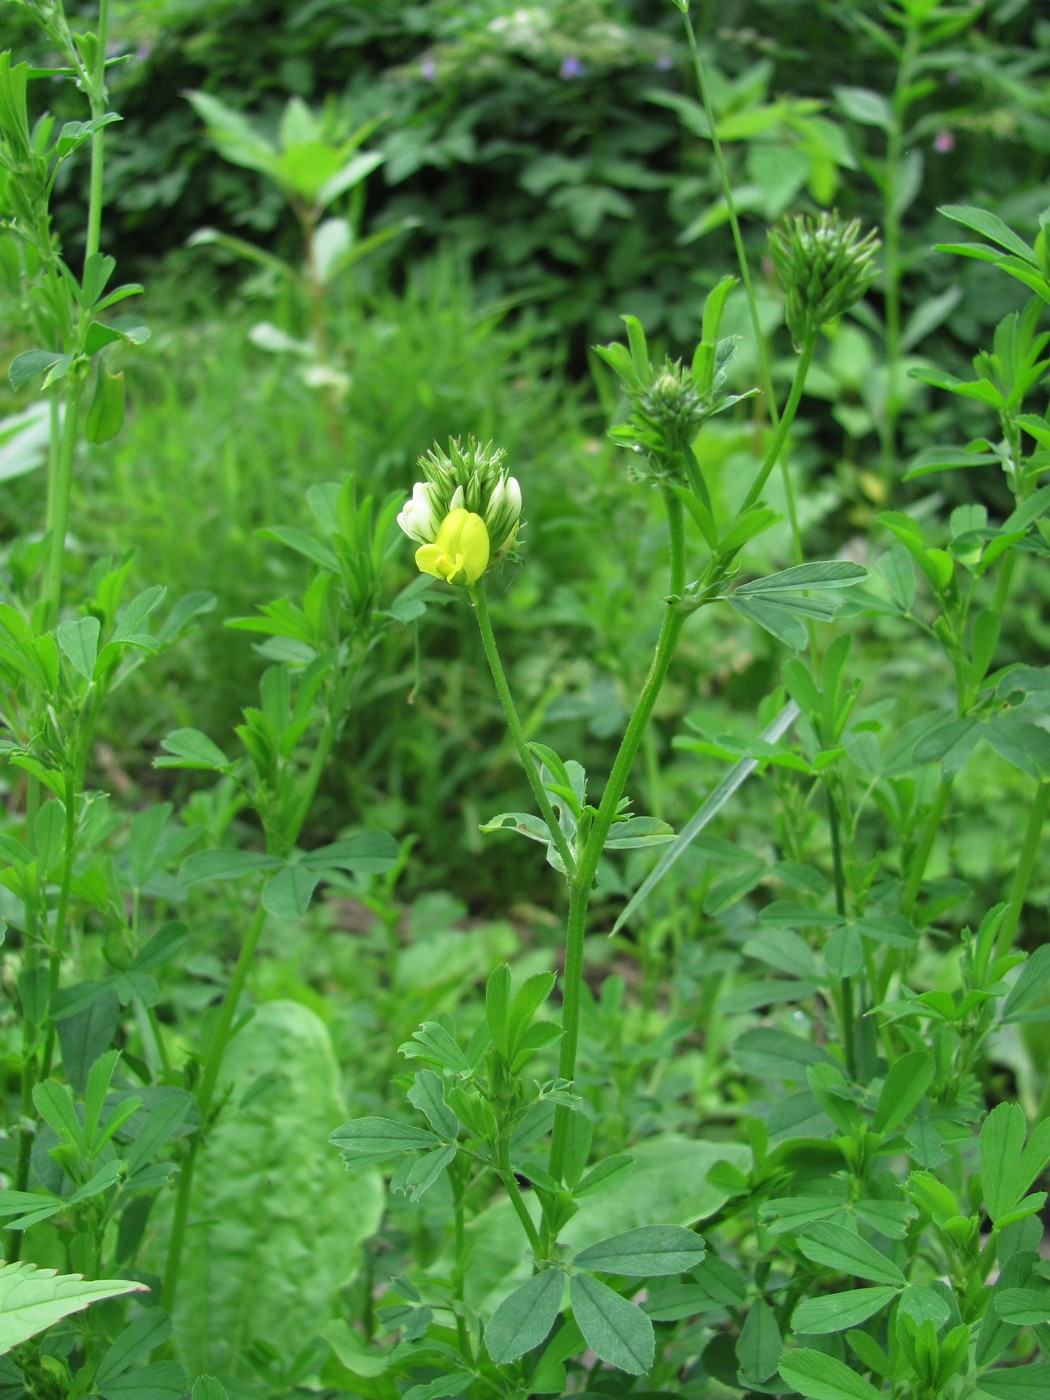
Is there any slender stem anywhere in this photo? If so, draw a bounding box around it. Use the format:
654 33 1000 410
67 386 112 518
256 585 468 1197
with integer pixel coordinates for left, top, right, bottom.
680 4 810 570
42 378 86 630
285 656 362 850
495 1136 537 1260
39 773 78 1081
826 783 855 1078
995 782 1050 960
450 1163 470 1356
469 585 576 877
548 493 687 1184
84 0 110 265
162 898 268 1310
879 20 918 480
901 777 951 923
740 333 817 515
680 9 776 425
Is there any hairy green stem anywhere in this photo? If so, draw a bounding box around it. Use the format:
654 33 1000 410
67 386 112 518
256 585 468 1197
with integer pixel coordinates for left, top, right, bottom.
995 781 1050 960
548 492 687 1185
470 584 576 877
162 898 268 1310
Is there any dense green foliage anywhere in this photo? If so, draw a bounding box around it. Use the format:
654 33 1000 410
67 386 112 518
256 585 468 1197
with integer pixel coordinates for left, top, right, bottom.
3 1 1050 1398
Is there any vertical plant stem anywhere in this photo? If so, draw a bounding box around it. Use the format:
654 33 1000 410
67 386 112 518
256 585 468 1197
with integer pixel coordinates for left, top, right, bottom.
680 3 809 567
42 379 86 629
39 773 78 1082
162 898 268 1311
995 781 1049 959
901 777 951 922
84 0 110 264
548 493 686 1185
679 8 775 422
879 20 918 480
470 585 576 877
450 1163 470 1356
826 783 856 1078
740 333 817 516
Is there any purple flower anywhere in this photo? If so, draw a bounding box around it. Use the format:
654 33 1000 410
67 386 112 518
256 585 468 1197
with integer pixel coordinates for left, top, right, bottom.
420 55 437 81
654 53 673 71
559 55 584 79
933 129 955 153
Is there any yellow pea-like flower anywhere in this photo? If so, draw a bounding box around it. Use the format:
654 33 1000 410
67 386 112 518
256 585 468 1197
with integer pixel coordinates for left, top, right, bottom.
414 507 491 586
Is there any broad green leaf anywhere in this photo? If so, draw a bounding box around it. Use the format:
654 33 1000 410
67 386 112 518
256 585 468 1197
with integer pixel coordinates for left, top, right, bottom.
330 1116 438 1159
304 831 398 873
976 1362 1050 1399
779 1347 885 1400
56 616 100 681
399 1021 473 1073
485 964 511 1058
873 1051 935 1135
484 1269 564 1363
573 1225 706 1277
32 1079 84 1151
995 1287 1050 1325
0 1189 62 1229
733 1027 835 1081
155 728 231 771
9 349 70 391
734 561 867 594
262 864 320 918
399 1143 457 1200
191 1381 230 1400
94 1309 172 1386
98 1361 187 1400
575 1154 635 1198
792 1286 899 1333
256 526 338 572
0 1260 144 1354
834 85 891 129
797 1222 905 1285
179 849 282 884
1002 946 1050 1024
736 1298 782 1381
85 366 126 444
938 205 1038 264
407 1070 458 1139
980 1104 1050 1224
569 1274 654 1375
480 811 552 844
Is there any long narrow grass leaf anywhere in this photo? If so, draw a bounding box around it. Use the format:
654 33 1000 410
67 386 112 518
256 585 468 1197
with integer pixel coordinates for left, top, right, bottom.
612 700 800 933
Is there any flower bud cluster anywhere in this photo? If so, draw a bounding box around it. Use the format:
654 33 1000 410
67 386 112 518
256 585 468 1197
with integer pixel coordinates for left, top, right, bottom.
768 212 881 349
398 437 523 586
630 362 713 473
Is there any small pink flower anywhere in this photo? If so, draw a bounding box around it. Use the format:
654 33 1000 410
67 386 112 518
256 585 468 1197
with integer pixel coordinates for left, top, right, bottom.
933 129 955 153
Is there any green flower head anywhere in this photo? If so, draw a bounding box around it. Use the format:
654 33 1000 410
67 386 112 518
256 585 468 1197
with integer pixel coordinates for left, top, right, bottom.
768 211 881 349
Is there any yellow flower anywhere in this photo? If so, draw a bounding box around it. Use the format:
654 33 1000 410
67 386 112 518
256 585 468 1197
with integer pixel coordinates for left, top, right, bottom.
414 508 490 586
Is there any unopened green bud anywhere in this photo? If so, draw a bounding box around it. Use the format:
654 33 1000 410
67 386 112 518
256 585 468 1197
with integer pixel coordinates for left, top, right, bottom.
768 211 881 348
